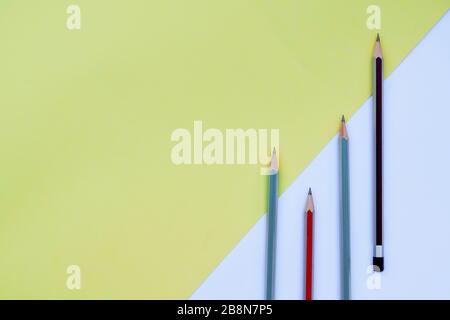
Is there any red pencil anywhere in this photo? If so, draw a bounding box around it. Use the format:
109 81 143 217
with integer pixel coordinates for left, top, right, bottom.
305 188 315 300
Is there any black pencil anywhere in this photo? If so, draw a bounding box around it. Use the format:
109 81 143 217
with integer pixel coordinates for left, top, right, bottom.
373 34 384 272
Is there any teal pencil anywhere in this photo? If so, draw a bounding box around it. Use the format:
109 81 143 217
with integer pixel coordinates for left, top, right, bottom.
340 116 351 300
266 148 278 300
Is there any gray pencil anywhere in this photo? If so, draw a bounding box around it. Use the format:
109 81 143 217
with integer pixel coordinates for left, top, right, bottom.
265 148 278 300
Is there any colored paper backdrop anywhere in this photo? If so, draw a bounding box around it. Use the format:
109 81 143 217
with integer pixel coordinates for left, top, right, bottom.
0 1 448 298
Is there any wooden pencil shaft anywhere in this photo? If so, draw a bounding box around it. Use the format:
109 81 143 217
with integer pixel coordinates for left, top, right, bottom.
375 57 383 246
340 137 350 300
265 172 278 300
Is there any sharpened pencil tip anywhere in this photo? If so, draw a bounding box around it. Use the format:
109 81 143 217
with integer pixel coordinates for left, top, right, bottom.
270 148 278 171
308 188 312 195
340 116 349 139
373 34 383 58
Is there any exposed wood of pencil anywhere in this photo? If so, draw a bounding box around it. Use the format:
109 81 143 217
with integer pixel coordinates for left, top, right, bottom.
306 188 314 213
374 34 383 59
